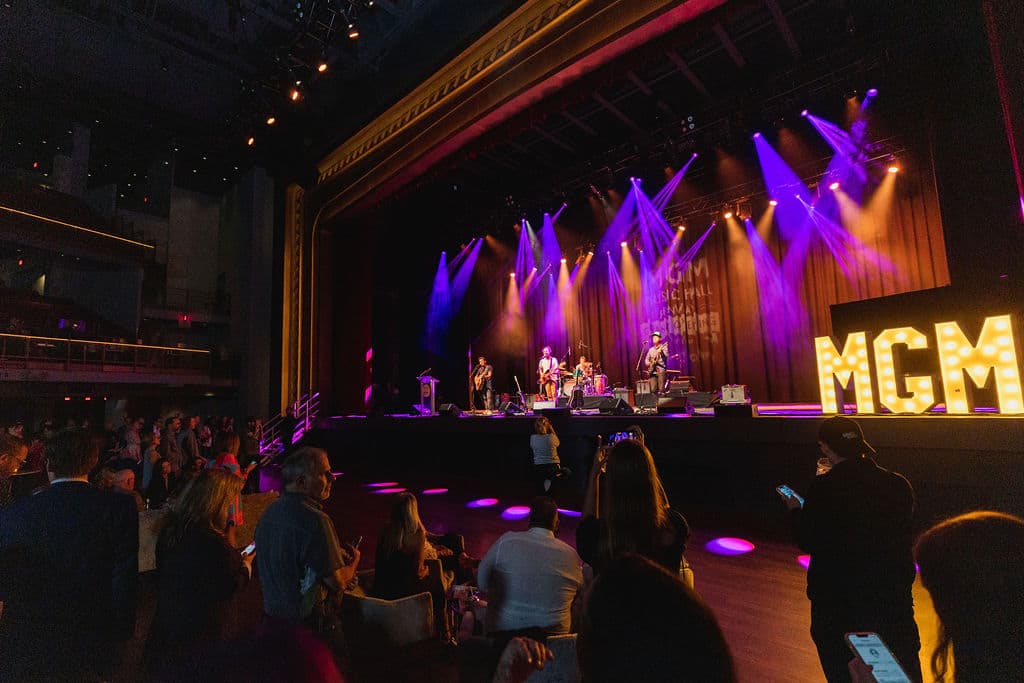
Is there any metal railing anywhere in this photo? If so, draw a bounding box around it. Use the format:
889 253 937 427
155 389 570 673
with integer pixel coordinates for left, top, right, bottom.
0 333 211 375
259 392 321 456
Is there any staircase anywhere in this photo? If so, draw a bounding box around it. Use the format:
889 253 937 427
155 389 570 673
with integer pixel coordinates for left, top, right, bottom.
259 392 321 457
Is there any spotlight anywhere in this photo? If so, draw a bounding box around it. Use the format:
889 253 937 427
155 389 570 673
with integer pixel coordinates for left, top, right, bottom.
829 181 840 191
724 211 733 219
769 199 778 207
265 116 276 125
247 136 255 146
866 88 878 98
317 62 328 73
887 165 899 174
532 266 537 271
290 88 301 101
509 272 516 278
752 132 761 139
347 23 359 39
620 241 628 248
560 258 567 263
678 225 686 232
587 251 594 256
800 109 809 117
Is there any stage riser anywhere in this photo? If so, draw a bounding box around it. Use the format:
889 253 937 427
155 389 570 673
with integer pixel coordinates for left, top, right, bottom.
310 415 1024 527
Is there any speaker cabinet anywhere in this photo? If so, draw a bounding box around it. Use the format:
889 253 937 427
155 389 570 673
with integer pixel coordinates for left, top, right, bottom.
598 397 634 415
439 403 462 417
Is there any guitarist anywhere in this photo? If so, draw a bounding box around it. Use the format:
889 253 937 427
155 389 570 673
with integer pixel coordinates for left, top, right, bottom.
645 331 669 394
472 356 494 411
537 346 559 400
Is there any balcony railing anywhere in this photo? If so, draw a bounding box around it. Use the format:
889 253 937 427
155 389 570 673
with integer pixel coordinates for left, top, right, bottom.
0 333 211 375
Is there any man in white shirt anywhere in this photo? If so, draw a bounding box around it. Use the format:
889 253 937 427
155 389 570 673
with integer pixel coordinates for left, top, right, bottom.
537 346 559 400
478 496 582 636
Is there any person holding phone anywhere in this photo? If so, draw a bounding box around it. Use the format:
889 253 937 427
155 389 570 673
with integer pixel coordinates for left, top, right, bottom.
779 417 921 683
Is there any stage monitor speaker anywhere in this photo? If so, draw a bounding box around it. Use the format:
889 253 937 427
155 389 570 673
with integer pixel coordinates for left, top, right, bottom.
635 392 658 409
538 407 571 420
657 396 689 414
439 403 462 417
714 404 753 418
555 396 570 408
598 397 634 415
613 387 632 406
666 380 691 396
687 391 719 408
500 401 524 415
533 400 556 410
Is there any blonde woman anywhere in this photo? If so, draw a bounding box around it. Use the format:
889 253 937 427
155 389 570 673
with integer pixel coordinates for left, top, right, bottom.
208 432 256 528
145 469 252 674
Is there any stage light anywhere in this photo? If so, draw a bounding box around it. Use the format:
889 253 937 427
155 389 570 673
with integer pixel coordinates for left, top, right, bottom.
347 23 359 39
874 327 935 414
290 88 301 101
800 109 809 117
705 537 755 556
372 487 406 494
620 241 628 248
246 136 255 146
466 498 499 509
935 315 1023 414
32 161 38 169
501 506 530 520
317 62 328 73
560 258 567 263
724 211 733 219
266 116 276 125
510 272 516 278
752 132 761 139
769 199 778 207
421 488 448 495
64 396 71 401
17 258 23 266
887 165 899 174
365 482 399 488
829 181 840 191
587 251 594 256
678 225 686 232
866 88 879 97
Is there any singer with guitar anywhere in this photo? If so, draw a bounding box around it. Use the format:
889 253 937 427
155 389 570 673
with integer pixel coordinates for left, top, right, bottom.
537 346 559 400
472 356 494 411
644 331 669 394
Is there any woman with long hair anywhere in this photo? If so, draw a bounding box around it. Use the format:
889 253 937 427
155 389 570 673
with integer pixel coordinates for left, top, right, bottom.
913 511 1024 683
145 469 253 674
373 492 432 599
576 436 689 578
208 431 256 529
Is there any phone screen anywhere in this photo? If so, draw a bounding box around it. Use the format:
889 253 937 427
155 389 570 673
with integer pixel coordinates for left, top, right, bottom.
845 633 911 683
241 542 256 556
775 484 805 506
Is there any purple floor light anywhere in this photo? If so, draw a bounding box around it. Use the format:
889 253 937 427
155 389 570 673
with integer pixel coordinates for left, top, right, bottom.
330 472 345 478
798 554 811 569
365 481 399 488
501 506 530 520
557 508 583 518
705 537 756 556
421 488 449 495
466 498 499 509
371 487 407 494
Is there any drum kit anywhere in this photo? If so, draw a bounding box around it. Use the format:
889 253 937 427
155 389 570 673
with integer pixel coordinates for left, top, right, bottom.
559 360 608 397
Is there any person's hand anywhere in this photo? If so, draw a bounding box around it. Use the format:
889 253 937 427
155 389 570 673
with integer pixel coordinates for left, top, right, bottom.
241 549 256 573
592 446 609 478
848 657 877 683
492 637 554 683
781 493 802 511
348 546 362 568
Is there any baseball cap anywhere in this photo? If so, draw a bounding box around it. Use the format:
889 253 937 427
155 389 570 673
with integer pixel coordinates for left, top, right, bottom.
651 331 662 338
818 416 875 456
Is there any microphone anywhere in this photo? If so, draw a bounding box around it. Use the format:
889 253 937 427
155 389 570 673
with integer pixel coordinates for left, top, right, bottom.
642 341 649 345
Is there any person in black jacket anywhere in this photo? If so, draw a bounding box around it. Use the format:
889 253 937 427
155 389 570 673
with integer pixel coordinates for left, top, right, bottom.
144 468 253 676
779 416 922 683
0 429 139 682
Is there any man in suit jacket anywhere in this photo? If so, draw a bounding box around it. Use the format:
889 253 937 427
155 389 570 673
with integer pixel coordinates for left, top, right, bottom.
0 429 139 682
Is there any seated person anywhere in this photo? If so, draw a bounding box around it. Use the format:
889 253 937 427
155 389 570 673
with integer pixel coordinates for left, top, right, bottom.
478 496 582 638
373 492 450 599
578 554 736 682
146 458 176 509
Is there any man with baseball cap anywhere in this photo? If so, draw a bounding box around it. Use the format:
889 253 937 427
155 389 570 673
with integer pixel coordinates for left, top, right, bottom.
778 416 922 682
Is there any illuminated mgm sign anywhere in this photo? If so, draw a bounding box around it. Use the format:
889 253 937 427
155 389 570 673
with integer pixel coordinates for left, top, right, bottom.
815 315 1023 415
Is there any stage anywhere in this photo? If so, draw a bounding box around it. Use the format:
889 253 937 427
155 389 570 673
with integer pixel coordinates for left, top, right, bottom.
307 408 1024 530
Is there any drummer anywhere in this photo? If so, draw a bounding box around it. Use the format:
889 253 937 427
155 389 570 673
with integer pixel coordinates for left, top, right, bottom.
574 356 594 380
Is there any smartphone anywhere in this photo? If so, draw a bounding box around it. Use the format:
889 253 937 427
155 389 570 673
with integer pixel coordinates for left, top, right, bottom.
606 430 638 445
845 632 912 683
775 484 805 507
354 535 363 549
241 542 256 556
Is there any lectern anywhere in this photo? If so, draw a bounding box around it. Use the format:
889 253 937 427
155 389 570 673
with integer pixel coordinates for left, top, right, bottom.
418 375 439 415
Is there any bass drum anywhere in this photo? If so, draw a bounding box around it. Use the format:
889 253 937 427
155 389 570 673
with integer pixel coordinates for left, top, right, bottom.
593 374 607 394
561 379 577 397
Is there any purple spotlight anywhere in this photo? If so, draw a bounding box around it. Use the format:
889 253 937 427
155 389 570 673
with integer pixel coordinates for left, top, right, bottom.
557 508 582 518
798 554 811 569
752 132 761 139
372 487 406 494
330 472 345 478
421 488 449 495
366 481 399 488
465 498 499 509
800 109 809 117
704 537 756 556
866 88 878 98
501 505 531 520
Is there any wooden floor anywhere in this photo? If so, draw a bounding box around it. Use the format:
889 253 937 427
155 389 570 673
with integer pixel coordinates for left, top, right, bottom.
320 464 942 683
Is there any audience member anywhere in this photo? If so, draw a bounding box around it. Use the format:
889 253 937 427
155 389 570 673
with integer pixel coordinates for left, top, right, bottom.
0 429 138 682
780 416 921 683
577 438 690 578
255 447 359 662
24 431 45 471
577 554 736 683
112 467 146 511
913 510 1024 683
373 491 446 600
530 416 567 492
279 405 298 453
478 496 582 638
145 469 254 676
147 457 176 509
492 637 555 683
160 415 184 473
120 416 144 463
4 418 24 440
0 432 28 508
179 415 201 468
209 432 256 528
141 429 162 490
